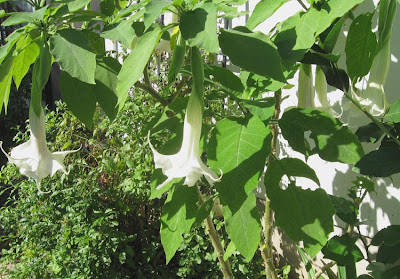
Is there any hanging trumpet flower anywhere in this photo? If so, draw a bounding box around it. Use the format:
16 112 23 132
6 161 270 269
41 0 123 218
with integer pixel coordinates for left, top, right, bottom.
1 107 79 193
354 0 395 117
358 39 391 117
148 47 221 190
1 42 78 193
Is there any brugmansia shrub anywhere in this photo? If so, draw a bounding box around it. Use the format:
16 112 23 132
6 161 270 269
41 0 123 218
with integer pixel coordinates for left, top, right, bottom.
0 99 263 278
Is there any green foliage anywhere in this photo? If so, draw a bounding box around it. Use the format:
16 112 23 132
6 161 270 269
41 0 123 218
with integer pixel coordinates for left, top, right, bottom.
49 29 97 84
116 27 162 109
180 2 219 53
1 0 400 277
219 28 286 83
280 108 364 164
345 13 377 80
245 0 287 30
265 158 335 257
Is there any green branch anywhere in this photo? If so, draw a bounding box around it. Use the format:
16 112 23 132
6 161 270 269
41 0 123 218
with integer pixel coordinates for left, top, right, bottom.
197 188 234 279
135 82 167 107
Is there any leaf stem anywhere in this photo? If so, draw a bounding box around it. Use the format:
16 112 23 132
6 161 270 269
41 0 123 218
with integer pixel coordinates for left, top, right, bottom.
197 187 233 279
313 261 337 279
135 81 167 106
344 91 400 146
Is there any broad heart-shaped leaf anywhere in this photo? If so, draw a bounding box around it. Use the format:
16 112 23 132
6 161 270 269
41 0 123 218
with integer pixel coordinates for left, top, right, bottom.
246 0 287 30
50 29 96 84
355 122 386 143
204 65 244 94
100 19 137 48
345 13 377 80
265 158 335 257
354 147 400 177
0 52 14 113
180 3 219 53
94 57 120 121
371 225 400 247
208 115 271 201
241 98 275 125
117 27 162 109
59 71 96 128
208 115 270 260
274 0 363 65
12 32 40 89
322 235 364 265
329 195 358 226
160 183 198 263
1 6 47 26
143 0 172 30
279 108 364 164
385 98 400 123
67 0 92 12
222 193 261 261
219 28 286 83
0 29 23 65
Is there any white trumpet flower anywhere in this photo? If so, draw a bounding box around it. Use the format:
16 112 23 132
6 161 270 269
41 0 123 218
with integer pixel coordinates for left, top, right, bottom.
0 107 79 193
148 93 221 190
358 40 391 117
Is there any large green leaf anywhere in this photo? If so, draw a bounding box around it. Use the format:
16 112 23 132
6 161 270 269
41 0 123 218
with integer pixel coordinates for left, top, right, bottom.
246 0 287 30
117 27 162 109
274 0 364 65
0 29 23 65
371 225 400 247
329 195 358 226
354 147 400 177
100 19 137 48
322 235 364 265
241 98 275 125
50 29 96 84
180 3 219 53
0 53 14 113
265 158 335 257
208 115 270 260
209 115 271 198
222 194 261 261
143 0 172 30
12 32 40 89
204 65 244 94
345 13 377 80
59 71 96 128
160 184 198 263
94 57 121 121
279 108 364 164
385 98 400 123
2 6 47 26
219 28 286 82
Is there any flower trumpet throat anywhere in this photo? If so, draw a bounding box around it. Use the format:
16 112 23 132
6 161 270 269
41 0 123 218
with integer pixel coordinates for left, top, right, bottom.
0 107 79 193
148 47 221 190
